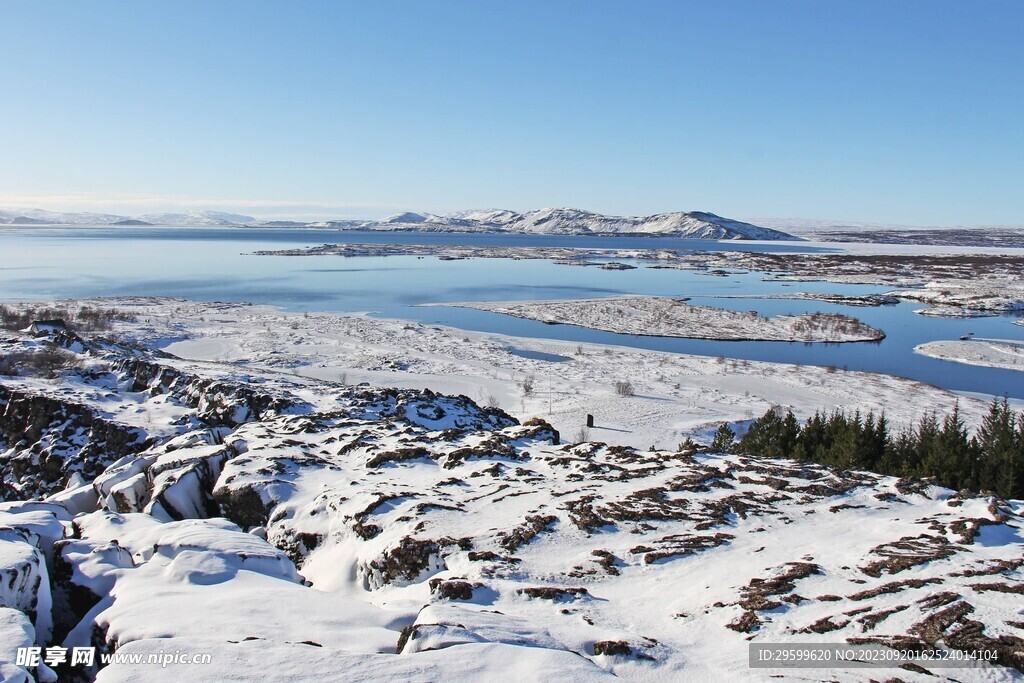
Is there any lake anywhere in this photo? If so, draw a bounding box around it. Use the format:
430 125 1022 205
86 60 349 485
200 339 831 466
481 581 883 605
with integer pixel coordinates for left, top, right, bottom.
1 225 1022 399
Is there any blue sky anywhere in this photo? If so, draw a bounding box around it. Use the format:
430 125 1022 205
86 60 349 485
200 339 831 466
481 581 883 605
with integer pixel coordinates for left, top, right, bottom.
1 1 1021 224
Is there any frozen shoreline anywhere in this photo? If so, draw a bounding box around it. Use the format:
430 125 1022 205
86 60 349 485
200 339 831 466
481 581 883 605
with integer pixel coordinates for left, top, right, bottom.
35 296 1003 451
432 296 886 343
2 297 1023 682
253 241 1024 318
915 338 1024 372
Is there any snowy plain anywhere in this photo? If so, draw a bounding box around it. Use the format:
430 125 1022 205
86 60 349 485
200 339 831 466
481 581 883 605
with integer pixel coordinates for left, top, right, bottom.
0 311 1022 681
130 298 1000 451
1 225 1024 681
915 339 1024 372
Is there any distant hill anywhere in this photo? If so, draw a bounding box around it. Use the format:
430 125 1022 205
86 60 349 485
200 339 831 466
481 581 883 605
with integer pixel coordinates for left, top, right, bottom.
257 220 310 228
10 215 49 225
0 206 796 239
138 210 257 226
311 208 796 240
0 208 126 225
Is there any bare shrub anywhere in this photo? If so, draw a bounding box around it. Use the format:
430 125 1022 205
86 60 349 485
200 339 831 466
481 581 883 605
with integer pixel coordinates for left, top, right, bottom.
0 304 133 332
614 380 634 397
520 375 535 397
22 347 83 378
0 353 18 376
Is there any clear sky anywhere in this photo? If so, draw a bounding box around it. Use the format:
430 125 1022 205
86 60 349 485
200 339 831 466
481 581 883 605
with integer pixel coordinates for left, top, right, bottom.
1 1 1022 224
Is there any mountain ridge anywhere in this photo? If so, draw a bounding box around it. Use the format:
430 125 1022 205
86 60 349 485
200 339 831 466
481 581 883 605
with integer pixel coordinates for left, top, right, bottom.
0 206 796 239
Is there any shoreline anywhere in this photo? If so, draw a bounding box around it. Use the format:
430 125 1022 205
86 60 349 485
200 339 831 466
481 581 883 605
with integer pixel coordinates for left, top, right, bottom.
5 296 1005 451
427 296 886 343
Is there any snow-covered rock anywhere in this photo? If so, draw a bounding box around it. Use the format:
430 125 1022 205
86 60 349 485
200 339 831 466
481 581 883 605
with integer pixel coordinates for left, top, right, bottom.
0 527 53 644
1 304 1022 681
0 607 55 682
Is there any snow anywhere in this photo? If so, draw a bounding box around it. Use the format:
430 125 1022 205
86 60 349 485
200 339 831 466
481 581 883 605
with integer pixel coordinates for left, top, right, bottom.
381 212 428 224
95 638 614 682
0 206 793 238
1 305 1023 681
439 296 885 342
0 527 53 645
0 608 53 683
70 513 300 582
915 338 1024 371
342 208 795 239
891 280 1024 315
0 504 69 562
96 297 995 450
138 211 257 226
162 337 244 362
82 414 1024 681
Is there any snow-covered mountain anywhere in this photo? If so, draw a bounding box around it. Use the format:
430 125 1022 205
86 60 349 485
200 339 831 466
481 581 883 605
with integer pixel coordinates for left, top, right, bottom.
0 208 257 227
138 210 257 226
380 211 429 224
312 208 795 239
503 208 794 239
0 205 794 238
0 208 126 225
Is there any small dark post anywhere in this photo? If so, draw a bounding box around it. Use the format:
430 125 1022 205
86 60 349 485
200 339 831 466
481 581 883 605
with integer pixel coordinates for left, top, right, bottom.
586 414 594 428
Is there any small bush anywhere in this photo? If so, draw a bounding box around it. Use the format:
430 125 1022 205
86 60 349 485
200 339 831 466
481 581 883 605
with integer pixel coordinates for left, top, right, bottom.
614 380 634 397
0 353 18 376
22 347 83 378
0 304 133 332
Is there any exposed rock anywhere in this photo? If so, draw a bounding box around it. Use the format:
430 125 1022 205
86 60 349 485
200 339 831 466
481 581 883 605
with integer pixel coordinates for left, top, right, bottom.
593 640 632 656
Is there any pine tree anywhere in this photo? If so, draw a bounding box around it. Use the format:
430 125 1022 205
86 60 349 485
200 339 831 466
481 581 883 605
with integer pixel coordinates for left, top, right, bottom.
864 412 888 471
925 404 975 490
975 397 1017 496
737 408 799 458
913 411 940 478
881 428 918 476
794 411 827 463
709 423 736 453
728 402 1022 496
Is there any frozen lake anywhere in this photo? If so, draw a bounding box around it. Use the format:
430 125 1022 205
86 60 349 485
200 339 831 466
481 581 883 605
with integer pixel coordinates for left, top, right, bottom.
1 225 1022 398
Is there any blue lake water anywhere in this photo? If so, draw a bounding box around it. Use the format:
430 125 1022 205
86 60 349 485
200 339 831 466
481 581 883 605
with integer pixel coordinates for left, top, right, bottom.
1 225 1022 399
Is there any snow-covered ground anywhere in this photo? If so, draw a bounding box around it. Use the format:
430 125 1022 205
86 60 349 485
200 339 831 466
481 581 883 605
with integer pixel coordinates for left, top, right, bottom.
254 241 1024 319
1 301 1023 681
74 297 998 451
915 339 1024 372
891 281 1024 316
437 296 884 342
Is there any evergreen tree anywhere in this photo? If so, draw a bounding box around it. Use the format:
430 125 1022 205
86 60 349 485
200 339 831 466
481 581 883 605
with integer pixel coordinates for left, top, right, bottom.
913 411 940 478
881 428 918 477
973 397 1022 497
709 423 736 453
864 412 888 471
737 407 799 458
922 404 975 490
729 401 1022 497
794 411 827 463
833 410 865 470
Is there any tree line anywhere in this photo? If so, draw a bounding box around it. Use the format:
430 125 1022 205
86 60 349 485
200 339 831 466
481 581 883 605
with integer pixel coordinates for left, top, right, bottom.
708 398 1023 499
